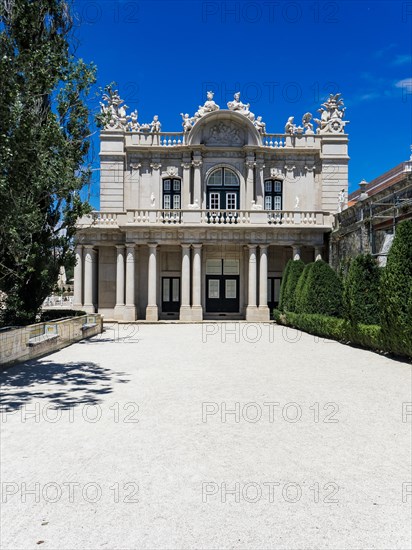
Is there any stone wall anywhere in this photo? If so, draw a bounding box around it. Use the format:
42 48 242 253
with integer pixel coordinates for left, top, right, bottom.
0 314 103 369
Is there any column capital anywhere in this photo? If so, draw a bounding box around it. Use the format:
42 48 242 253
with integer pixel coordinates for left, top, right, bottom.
259 244 269 251
150 163 162 170
181 162 192 170
181 243 191 250
83 244 95 251
192 160 203 168
126 243 136 250
147 242 158 249
192 243 203 250
247 244 257 251
115 244 125 250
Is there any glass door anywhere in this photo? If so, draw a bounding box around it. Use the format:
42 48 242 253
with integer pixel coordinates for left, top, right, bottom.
162 277 180 312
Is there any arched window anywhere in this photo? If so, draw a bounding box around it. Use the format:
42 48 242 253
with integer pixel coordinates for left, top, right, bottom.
207 168 239 210
264 179 282 210
162 178 181 209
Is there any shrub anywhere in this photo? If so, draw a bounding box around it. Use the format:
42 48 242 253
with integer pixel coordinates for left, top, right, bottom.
380 220 412 356
294 262 314 314
298 260 343 317
276 312 391 356
40 309 87 322
278 260 292 311
279 259 305 312
343 254 381 325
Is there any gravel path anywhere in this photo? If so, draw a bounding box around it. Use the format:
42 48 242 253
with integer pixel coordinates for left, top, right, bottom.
1 322 411 550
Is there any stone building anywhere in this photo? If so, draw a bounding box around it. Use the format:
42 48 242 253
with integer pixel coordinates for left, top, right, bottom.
74 89 349 321
330 152 412 271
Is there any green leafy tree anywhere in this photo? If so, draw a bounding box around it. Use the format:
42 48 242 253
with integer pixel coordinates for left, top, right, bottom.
0 0 96 325
279 259 305 312
298 261 343 317
380 221 412 355
343 254 381 325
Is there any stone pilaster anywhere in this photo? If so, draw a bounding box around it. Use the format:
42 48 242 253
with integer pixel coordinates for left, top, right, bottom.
192 157 203 207
245 158 255 209
181 161 192 207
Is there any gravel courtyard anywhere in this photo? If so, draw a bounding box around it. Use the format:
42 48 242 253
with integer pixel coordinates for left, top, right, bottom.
1 322 411 550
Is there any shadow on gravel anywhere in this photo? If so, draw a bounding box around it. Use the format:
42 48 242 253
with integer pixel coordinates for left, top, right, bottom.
0 360 130 412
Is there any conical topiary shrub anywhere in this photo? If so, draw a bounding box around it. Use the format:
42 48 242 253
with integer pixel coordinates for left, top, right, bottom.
380 220 412 356
343 254 381 325
298 260 343 317
279 259 305 312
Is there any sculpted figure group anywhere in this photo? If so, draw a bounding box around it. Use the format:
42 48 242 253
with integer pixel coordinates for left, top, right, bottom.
100 87 348 137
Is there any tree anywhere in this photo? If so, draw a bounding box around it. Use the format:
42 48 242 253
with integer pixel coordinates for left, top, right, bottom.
297 261 343 317
279 259 305 312
380 220 412 355
343 254 381 325
0 0 96 325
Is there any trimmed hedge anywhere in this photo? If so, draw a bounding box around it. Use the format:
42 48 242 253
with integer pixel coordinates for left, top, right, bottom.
343 254 381 325
279 259 305 312
296 261 343 317
380 220 412 356
273 309 411 358
40 309 87 322
294 262 313 314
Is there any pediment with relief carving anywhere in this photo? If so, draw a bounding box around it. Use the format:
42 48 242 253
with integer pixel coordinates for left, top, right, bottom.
204 121 245 147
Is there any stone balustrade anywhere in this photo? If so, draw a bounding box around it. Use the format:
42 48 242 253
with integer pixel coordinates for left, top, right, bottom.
124 132 320 149
78 210 331 228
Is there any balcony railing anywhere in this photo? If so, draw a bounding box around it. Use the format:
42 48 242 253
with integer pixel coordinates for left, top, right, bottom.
80 209 331 228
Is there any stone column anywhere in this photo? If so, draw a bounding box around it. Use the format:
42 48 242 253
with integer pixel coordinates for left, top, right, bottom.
292 245 301 261
246 245 259 321
258 245 270 320
245 159 255 210
180 244 192 321
114 245 125 319
146 243 158 321
83 245 96 313
192 157 203 207
181 161 192 207
125 244 137 321
73 245 83 308
192 244 203 321
314 246 322 261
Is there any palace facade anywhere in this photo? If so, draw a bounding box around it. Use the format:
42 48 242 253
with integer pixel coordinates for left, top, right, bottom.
74 90 349 321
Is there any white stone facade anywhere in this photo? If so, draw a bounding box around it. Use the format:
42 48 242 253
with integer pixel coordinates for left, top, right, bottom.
75 92 349 321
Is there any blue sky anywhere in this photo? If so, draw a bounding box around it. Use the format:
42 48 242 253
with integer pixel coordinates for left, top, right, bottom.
71 0 412 208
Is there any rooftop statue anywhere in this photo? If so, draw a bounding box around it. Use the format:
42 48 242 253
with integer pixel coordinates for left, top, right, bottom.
193 91 220 122
314 93 349 134
227 92 250 113
180 113 194 132
150 115 161 133
127 109 140 131
254 115 266 135
99 86 129 130
285 116 296 134
302 112 314 134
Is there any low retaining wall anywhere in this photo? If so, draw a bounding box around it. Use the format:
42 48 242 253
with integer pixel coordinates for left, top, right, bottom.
0 314 103 368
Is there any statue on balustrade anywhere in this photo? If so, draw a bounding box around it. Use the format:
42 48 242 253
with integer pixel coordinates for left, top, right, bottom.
285 116 296 134
127 110 140 131
150 115 161 133
227 92 256 121
180 113 194 132
254 116 267 135
337 189 346 212
302 112 314 134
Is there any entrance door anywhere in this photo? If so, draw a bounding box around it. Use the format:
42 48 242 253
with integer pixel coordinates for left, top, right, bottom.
205 259 240 313
162 277 180 312
267 277 281 317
